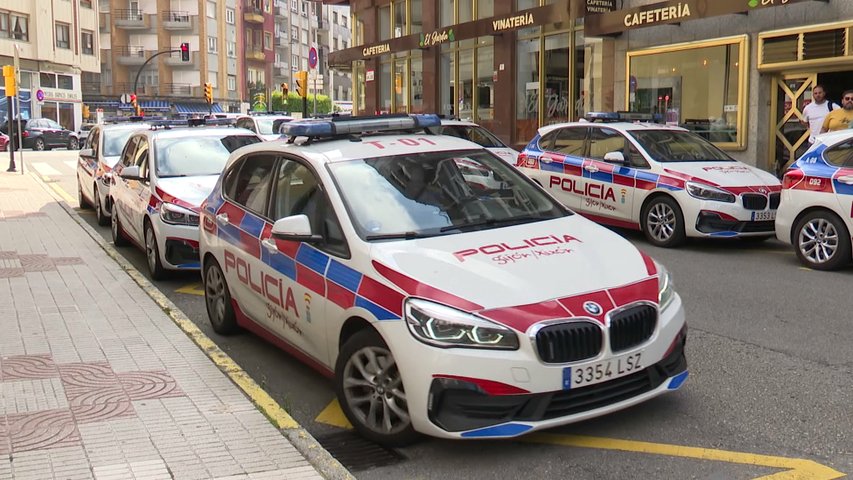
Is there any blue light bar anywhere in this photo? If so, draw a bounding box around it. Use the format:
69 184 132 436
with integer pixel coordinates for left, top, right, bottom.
585 112 621 121
281 114 441 138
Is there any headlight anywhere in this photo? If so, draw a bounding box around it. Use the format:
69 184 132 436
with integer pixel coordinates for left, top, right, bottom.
686 181 735 203
405 299 519 350
159 202 200 226
656 262 676 311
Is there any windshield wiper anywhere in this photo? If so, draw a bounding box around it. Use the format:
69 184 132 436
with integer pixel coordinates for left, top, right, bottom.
439 215 551 233
365 231 437 241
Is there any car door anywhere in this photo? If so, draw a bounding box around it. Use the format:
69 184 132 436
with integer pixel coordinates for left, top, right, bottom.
79 126 100 203
47 119 69 146
128 137 152 244
540 126 588 211
112 135 140 231
585 127 636 222
266 156 345 366
219 153 279 328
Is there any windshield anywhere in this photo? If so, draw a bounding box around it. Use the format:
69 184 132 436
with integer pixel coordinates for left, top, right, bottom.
155 134 260 177
255 119 276 135
629 130 734 162
104 128 141 157
427 125 507 148
329 150 569 240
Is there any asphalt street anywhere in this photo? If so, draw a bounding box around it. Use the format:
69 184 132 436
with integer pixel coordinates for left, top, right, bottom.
16 149 852 480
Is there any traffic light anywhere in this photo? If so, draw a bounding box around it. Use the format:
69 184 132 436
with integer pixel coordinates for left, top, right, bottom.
295 71 308 98
281 83 288 96
180 42 190 62
82 104 90 119
129 93 140 116
203 83 213 104
2 65 16 97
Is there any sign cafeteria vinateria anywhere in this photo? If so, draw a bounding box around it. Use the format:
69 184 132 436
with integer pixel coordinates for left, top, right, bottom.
585 0 815 37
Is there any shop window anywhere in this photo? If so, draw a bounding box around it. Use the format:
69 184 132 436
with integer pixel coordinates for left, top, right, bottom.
516 0 538 9
439 45 453 116
379 6 391 41
411 53 423 113
393 0 405 38
457 0 473 23
379 62 392 114
41 102 58 124
574 31 613 120
354 60 365 115
394 59 408 113
410 0 422 34
477 0 493 19
627 36 747 149
439 0 453 28
544 33 569 126
476 43 494 126
40 73 57 89
516 36 540 144
59 103 74 130
457 45 474 120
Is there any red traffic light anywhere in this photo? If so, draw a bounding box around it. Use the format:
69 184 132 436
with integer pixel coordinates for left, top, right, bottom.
180 42 190 62
129 94 137 103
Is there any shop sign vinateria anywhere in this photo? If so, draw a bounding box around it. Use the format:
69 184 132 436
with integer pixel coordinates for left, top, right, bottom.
585 0 816 36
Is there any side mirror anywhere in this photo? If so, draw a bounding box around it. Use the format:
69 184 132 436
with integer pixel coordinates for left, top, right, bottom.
119 165 142 180
271 214 323 243
603 151 627 165
79 148 95 158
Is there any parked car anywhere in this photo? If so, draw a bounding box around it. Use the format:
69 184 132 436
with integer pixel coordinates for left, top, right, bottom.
776 130 853 270
69 123 97 150
76 123 150 225
426 119 519 164
516 112 782 247
0 117 77 151
199 114 688 447
234 114 294 141
110 122 261 279
0 132 8 152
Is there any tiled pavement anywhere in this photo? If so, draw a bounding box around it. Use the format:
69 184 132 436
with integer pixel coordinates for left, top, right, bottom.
0 170 336 479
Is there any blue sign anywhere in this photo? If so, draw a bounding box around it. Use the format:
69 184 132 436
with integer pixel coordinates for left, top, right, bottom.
36 89 44 102
308 47 318 69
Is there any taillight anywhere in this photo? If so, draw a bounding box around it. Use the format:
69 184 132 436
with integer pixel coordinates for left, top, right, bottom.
516 152 527 167
781 169 804 189
22 131 29 138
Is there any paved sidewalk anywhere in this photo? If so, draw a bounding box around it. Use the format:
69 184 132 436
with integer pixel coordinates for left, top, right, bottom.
0 170 345 479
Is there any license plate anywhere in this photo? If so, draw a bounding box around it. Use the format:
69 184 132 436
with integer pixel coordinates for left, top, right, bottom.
751 210 776 221
562 351 643 390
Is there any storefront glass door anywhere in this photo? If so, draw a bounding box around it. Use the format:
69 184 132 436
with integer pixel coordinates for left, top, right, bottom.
771 73 815 176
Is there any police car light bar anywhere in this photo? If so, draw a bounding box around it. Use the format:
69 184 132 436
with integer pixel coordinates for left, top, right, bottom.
584 111 663 123
148 118 236 129
281 114 441 138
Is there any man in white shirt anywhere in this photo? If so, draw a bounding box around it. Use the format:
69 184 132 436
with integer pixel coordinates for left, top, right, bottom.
801 85 839 144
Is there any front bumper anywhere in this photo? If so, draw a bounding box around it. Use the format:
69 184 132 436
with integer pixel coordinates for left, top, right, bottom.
694 211 775 237
154 218 201 270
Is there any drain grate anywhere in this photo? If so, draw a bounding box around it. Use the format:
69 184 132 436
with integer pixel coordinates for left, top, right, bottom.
314 430 406 472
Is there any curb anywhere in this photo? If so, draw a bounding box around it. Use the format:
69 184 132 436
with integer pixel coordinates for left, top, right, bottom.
29 169 355 480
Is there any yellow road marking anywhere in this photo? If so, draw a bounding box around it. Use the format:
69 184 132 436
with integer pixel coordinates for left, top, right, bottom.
176 282 205 296
47 177 77 204
315 399 353 429
523 433 845 480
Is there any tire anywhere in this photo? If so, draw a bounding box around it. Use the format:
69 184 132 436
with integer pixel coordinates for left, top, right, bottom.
204 258 239 335
144 222 167 280
33 138 45 151
793 211 852 271
94 185 109 226
335 329 419 448
77 179 92 209
68 137 79 150
641 196 686 248
111 203 130 247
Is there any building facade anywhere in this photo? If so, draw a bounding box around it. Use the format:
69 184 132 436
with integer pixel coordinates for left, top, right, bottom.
328 0 850 172
86 0 243 118
0 0 100 131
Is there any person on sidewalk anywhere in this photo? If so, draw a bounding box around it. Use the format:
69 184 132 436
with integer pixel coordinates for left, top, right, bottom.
801 85 838 144
820 89 853 133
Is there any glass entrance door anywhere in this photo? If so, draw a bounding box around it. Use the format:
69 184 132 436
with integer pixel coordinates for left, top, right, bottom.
770 74 816 177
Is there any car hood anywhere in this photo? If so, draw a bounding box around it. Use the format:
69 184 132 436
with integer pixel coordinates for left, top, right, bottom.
488 147 520 164
661 162 780 189
156 175 220 210
369 215 658 331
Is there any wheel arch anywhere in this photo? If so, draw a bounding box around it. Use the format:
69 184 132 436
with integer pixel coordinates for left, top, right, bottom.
639 191 681 222
338 316 377 350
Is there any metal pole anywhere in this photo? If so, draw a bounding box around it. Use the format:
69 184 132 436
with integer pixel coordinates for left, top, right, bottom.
6 96 16 172
133 49 179 95
13 95 22 174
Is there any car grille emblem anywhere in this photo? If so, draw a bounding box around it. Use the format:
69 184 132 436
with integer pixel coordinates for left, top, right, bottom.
583 301 603 316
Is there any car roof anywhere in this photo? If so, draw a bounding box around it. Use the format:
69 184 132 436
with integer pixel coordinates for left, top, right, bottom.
224 133 485 170
100 123 151 131
814 129 853 147
143 127 257 139
537 121 687 136
440 119 479 127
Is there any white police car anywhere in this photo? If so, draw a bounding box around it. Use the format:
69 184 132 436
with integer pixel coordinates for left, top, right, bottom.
110 121 261 279
776 130 853 270
199 114 688 446
425 119 519 164
517 113 782 247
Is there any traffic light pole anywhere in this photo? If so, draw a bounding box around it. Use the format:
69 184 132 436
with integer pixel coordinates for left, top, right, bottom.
132 49 179 96
6 94 15 172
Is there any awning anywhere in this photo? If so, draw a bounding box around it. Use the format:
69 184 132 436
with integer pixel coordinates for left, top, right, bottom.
86 100 121 107
117 100 171 111
174 102 223 114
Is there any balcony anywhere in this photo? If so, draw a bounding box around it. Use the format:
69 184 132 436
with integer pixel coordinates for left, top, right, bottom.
163 50 197 67
244 7 264 24
275 4 287 17
163 83 192 96
114 9 149 29
82 81 102 95
115 46 148 66
161 11 192 30
246 47 265 61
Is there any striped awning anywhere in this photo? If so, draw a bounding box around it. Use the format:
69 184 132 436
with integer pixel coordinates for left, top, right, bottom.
118 100 171 111
174 102 223 114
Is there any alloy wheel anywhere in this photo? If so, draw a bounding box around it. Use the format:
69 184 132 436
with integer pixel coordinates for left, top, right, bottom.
341 345 410 436
798 218 839 265
647 202 676 242
205 264 227 326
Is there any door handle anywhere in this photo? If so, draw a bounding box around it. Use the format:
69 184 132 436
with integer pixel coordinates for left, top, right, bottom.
584 164 599 173
839 175 853 185
261 238 278 252
540 156 552 164
216 213 229 225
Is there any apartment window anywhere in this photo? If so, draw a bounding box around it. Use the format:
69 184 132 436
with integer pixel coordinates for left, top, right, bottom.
333 11 338 24
264 32 272 50
333 38 338 50
80 0 93 8
292 54 299 70
342 40 348 49
81 30 94 55
55 22 70 49
301 1 307 16
206 1 216 17
228 75 236 91
226 8 235 24
227 41 236 58
40 73 57 88
301 28 308 44
291 26 298 40
8 14 28 41
208 36 218 53
341 15 347 28
291 0 297 12
58 75 73 90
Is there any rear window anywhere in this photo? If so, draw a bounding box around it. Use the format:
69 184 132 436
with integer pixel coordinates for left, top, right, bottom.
823 138 853 167
155 134 261 177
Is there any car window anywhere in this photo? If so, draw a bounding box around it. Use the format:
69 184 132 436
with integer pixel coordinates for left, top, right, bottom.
254 118 276 135
537 131 558 151
226 154 276 216
628 143 649 168
588 128 627 161
85 127 98 152
120 136 140 167
236 119 254 131
135 138 150 179
552 127 586 156
272 158 347 256
329 149 569 240
104 128 142 157
155 134 260 177
31 120 46 129
45 119 63 129
629 130 734 162
823 138 853 167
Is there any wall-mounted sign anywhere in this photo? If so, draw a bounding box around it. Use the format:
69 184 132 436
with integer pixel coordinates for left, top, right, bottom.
491 12 535 32
365 69 375 82
585 0 816 37
419 29 455 47
42 88 81 103
586 0 616 15
362 44 390 57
